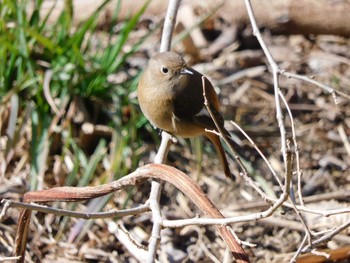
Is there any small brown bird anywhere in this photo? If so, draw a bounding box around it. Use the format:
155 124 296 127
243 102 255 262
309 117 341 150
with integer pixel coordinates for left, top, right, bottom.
138 51 235 179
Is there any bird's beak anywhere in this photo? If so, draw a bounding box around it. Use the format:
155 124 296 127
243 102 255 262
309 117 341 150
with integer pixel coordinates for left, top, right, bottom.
180 68 193 75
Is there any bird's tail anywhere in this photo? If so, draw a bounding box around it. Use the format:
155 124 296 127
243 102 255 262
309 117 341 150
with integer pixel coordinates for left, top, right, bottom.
206 132 235 180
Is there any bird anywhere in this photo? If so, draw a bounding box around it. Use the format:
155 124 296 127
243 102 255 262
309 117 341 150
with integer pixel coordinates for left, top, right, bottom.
137 51 235 179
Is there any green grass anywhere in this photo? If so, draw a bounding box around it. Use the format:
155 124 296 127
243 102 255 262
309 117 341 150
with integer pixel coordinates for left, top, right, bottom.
0 0 158 251
0 0 153 191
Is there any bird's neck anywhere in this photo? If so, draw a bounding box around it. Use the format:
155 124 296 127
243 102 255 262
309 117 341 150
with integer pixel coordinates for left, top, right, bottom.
176 74 190 94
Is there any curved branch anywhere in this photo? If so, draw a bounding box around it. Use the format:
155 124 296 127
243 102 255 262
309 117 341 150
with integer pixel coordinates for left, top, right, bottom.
14 164 249 263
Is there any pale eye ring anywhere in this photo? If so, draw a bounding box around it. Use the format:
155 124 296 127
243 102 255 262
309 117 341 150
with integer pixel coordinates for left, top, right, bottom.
161 66 169 74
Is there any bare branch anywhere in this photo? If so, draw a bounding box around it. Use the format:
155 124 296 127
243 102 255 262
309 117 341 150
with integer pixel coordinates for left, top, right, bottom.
149 0 182 261
147 181 162 263
1 199 149 219
12 164 249 263
160 0 181 52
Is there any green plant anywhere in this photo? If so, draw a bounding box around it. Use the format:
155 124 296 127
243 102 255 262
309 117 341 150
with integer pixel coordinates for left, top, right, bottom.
0 0 152 191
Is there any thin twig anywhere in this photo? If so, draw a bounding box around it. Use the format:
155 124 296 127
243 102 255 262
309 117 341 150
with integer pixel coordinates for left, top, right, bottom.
201 76 271 202
281 71 345 103
244 0 288 172
163 150 292 228
278 92 312 245
230 121 283 188
1 199 149 219
0 256 21 262
278 90 304 205
162 197 350 228
290 234 308 263
110 222 150 263
302 219 350 252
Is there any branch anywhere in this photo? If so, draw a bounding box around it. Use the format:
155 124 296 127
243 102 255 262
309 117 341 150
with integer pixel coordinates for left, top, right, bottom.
243 0 350 259
1 199 149 219
147 0 182 261
11 164 249 263
160 0 181 52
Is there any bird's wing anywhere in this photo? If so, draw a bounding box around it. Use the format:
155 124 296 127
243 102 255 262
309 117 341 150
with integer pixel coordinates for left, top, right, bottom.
172 67 229 135
172 69 213 119
192 105 230 136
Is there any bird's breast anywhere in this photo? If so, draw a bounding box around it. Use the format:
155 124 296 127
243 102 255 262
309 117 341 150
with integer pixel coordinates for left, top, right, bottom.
138 81 174 132
138 74 206 137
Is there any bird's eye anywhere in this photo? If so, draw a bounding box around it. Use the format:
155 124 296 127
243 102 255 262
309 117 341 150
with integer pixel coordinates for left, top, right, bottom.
161 66 169 74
